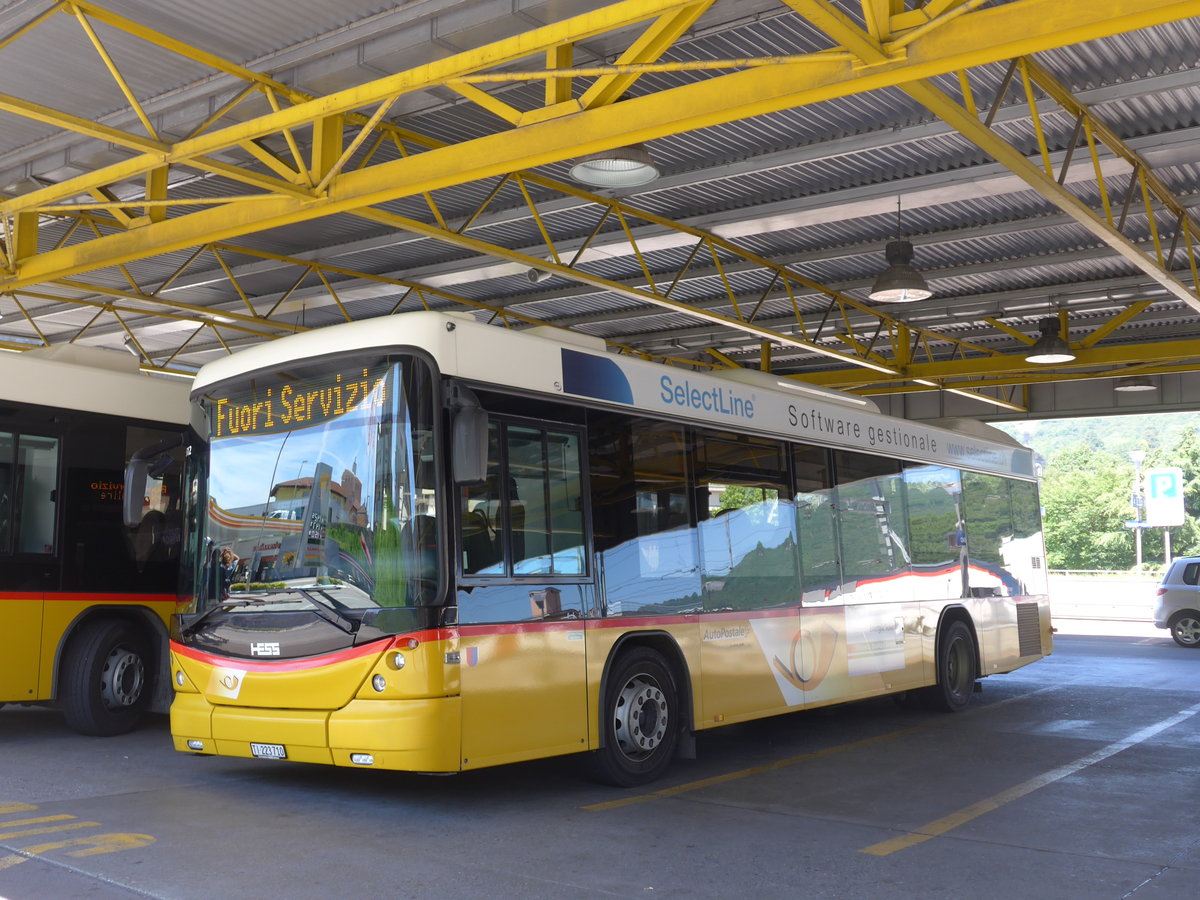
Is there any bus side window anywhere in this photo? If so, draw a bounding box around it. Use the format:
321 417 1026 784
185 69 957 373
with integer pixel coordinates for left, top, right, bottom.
0 431 12 553
460 422 503 576
459 420 585 579
14 434 59 555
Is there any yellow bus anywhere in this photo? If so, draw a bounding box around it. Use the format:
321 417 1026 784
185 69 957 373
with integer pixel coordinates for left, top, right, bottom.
169 311 1051 784
1 345 192 734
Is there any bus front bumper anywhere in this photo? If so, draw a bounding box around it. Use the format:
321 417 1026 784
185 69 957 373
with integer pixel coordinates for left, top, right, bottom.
171 692 462 773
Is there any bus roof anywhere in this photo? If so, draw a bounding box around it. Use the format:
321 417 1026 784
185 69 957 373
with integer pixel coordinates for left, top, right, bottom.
0 345 193 424
191 312 1035 479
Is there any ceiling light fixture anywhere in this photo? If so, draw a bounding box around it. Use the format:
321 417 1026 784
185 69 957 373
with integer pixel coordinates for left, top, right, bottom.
868 199 932 303
1114 374 1157 393
122 333 139 357
1025 316 1075 364
568 143 659 188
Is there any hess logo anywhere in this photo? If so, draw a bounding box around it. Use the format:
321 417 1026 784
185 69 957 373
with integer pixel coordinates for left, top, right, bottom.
250 642 281 657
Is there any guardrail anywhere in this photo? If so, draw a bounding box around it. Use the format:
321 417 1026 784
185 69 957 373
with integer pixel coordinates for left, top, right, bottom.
1047 571 1157 621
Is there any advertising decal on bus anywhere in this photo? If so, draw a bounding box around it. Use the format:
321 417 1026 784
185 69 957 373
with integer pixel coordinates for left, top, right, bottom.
560 347 1033 478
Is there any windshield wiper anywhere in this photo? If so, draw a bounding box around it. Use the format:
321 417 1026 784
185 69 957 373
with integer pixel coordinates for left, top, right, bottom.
228 587 360 635
179 598 258 637
181 587 359 637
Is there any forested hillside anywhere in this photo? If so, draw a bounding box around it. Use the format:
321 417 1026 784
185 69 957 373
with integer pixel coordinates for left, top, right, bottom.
991 412 1200 571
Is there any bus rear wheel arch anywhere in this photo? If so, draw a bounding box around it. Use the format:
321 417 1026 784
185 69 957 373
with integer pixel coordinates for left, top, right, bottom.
60 619 153 736
590 646 681 787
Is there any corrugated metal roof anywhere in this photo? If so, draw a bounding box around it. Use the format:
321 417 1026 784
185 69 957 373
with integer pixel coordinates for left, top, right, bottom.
1 0 1199 398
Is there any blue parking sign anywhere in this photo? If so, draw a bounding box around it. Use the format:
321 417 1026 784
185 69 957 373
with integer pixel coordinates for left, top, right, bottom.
1144 466 1184 527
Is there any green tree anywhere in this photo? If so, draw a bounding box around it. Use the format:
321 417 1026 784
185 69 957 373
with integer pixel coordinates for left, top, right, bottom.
1040 446 1132 569
1138 427 1200 563
996 413 1200 572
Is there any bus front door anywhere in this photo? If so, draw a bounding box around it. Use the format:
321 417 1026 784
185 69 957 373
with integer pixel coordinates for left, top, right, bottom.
457 583 590 771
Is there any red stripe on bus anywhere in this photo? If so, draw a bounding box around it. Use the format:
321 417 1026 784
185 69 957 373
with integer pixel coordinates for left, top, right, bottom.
0 592 177 603
170 629 454 671
455 607 798 638
172 639 387 672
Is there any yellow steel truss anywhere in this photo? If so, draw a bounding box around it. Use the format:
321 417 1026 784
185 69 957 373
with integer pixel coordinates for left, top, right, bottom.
0 0 1198 404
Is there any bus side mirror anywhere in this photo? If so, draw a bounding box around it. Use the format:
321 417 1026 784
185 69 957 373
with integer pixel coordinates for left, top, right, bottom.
123 459 149 527
452 406 488 485
123 433 185 527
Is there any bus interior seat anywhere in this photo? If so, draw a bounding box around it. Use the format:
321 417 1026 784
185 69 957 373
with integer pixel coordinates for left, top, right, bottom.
462 507 499 572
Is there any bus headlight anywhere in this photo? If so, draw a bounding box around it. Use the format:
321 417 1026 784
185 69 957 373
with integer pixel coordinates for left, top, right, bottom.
175 670 186 687
387 652 406 670
371 674 387 692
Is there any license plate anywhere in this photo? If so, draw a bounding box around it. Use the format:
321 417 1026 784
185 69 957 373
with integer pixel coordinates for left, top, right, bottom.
250 742 287 760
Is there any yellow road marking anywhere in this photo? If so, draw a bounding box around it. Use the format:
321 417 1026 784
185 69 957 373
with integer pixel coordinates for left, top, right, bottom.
22 833 156 858
0 815 75 828
584 726 927 811
861 700 1200 856
0 821 99 841
0 854 28 871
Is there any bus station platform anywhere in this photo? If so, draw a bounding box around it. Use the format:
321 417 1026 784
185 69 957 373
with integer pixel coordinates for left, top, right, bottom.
2 625 1197 900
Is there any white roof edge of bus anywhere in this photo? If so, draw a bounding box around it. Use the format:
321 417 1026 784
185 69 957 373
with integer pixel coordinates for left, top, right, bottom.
189 312 1027 456
193 312 616 393
712 367 881 413
191 314 450 394
25 342 141 373
0 347 193 424
925 417 1026 448
523 324 608 352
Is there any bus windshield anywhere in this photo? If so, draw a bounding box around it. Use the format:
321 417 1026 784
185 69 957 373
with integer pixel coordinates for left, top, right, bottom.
194 353 440 632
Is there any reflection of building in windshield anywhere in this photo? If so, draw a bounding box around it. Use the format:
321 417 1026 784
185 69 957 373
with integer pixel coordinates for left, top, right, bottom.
267 462 366 526
267 462 333 580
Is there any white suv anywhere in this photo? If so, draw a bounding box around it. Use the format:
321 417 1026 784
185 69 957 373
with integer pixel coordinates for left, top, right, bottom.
1154 557 1200 647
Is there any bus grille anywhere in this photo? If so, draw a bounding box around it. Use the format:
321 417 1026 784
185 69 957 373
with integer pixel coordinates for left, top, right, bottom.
1016 602 1041 657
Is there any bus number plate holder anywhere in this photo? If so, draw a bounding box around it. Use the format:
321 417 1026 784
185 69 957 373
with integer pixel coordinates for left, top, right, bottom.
250 742 288 760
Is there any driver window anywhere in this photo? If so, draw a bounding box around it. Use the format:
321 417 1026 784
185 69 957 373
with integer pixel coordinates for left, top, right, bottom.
458 419 585 579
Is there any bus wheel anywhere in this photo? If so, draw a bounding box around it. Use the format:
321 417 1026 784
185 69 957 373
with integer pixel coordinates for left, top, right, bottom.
591 648 679 787
926 620 976 712
61 621 151 736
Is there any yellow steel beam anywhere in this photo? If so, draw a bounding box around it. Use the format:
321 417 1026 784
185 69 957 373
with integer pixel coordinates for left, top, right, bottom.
791 0 1200 313
577 1 714 109
5 0 1192 294
70 3 158 141
1076 300 1155 350
910 93 1200 311
891 1 978 33
144 168 168 225
0 0 708 217
0 91 167 153
1 0 1196 389
546 45 574 106
350 206 902 374
24 252 708 370
856 358 1200 395
5 0 1196 229
800 336 1200 387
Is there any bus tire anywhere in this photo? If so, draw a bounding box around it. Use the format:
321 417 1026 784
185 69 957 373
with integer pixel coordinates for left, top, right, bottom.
925 619 976 713
590 647 679 787
61 620 152 736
